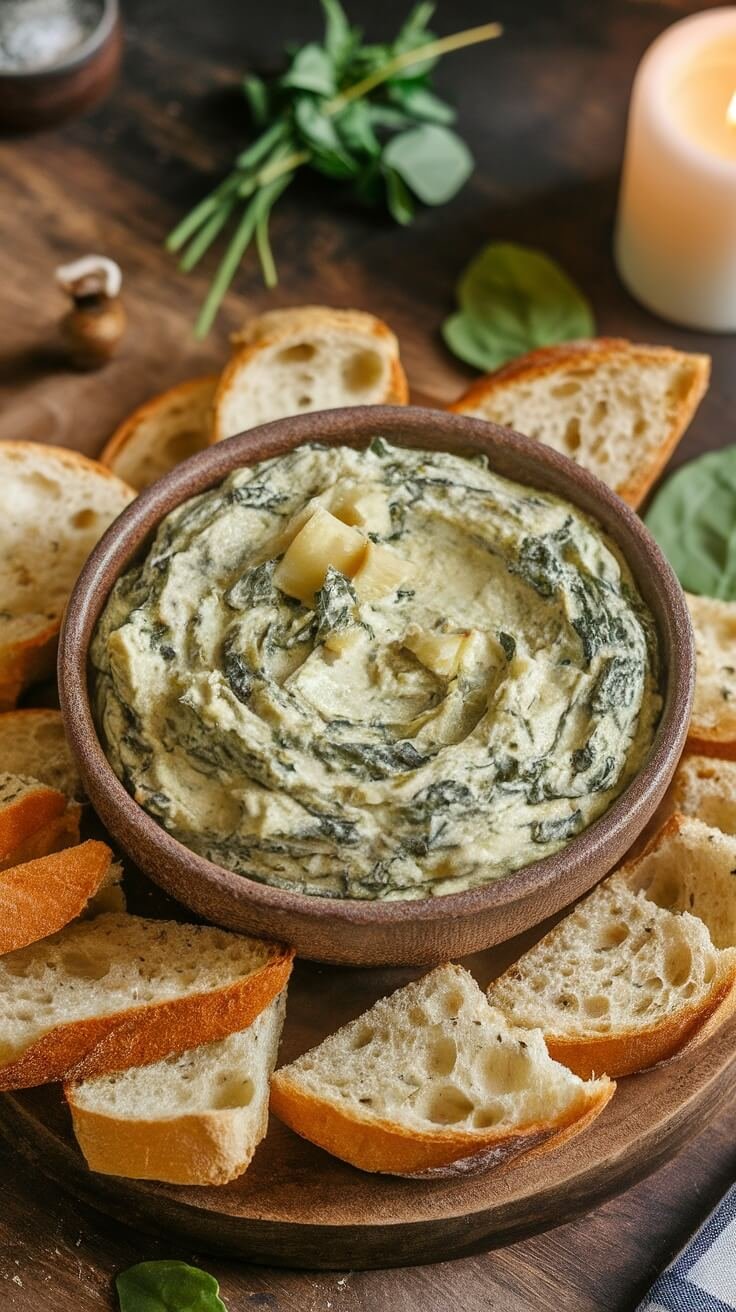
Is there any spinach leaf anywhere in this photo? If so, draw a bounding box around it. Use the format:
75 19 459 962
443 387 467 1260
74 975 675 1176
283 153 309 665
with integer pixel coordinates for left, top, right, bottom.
314 567 358 640
645 446 736 600
225 559 277 610
442 242 594 371
531 810 583 845
589 655 639 714
116 1260 227 1312
383 124 473 205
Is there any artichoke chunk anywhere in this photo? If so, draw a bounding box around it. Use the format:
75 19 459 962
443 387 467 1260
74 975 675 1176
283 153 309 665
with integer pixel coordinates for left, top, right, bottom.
352 542 412 602
330 482 392 536
274 507 367 604
404 627 469 679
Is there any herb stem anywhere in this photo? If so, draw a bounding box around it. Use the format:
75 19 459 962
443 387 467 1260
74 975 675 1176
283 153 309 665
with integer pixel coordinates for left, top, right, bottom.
179 198 237 272
194 174 294 338
325 21 503 114
166 175 241 252
255 213 278 288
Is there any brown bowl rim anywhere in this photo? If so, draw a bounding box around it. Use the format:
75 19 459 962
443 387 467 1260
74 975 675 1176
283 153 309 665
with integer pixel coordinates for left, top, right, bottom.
58 404 694 930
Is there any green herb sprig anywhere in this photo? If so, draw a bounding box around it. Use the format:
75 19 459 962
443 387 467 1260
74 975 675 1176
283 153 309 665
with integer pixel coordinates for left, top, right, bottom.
167 1 502 337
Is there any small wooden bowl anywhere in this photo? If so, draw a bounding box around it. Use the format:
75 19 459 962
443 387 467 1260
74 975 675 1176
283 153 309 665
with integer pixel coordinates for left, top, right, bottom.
0 0 121 132
59 407 694 966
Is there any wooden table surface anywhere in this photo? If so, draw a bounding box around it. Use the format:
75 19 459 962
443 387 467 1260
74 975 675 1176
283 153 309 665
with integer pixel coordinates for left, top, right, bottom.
1 0 735 1306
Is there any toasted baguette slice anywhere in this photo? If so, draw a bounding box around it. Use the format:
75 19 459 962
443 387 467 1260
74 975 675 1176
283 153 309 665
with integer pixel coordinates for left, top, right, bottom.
213 306 409 441
270 965 613 1178
661 755 736 836
487 815 736 1079
0 709 83 798
686 593 736 758
0 912 293 1090
0 443 134 709
449 340 710 508
0 772 79 871
100 375 219 491
67 991 287 1185
0 840 118 955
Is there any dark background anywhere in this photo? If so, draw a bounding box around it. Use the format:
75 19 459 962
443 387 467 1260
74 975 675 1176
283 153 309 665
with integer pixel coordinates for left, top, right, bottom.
1 2 735 1309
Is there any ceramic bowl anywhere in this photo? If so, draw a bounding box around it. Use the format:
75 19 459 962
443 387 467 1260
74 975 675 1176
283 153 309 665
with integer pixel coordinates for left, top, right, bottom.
58 406 694 965
0 0 121 131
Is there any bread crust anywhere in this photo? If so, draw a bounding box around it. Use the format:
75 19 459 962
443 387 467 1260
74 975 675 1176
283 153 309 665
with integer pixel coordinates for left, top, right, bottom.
269 1072 614 1177
0 839 111 955
449 339 710 508
0 442 134 709
66 1100 267 1186
685 733 736 761
543 967 736 1080
100 375 219 486
0 805 80 872
0 782 68 865
213 306 409 442
0 943 294 1090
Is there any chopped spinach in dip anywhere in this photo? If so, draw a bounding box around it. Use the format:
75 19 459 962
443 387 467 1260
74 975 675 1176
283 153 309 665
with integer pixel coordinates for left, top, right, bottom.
91 441 661 901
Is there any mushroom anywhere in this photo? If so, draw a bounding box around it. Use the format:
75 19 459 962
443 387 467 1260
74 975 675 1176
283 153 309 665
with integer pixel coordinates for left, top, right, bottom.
55 255 126 369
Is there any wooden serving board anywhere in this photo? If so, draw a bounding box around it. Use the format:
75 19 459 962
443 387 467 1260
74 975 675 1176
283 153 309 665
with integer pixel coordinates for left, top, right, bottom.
2 927 734 1271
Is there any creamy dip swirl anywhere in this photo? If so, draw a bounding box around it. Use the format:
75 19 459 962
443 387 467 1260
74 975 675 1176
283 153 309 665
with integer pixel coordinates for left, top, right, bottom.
92 440 661 900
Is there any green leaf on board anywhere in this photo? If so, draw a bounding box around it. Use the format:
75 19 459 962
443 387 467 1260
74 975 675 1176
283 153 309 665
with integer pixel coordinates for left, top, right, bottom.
382 123 472 204
442 241 595 370
116 1261 227 1312
281 42 336 96
645 446 736 600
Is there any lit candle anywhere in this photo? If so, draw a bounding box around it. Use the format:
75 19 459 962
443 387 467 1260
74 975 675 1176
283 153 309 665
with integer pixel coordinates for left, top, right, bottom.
615 9 736 331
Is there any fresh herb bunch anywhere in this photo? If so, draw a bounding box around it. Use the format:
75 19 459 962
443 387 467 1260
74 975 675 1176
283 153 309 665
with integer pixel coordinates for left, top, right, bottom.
167 1 502 337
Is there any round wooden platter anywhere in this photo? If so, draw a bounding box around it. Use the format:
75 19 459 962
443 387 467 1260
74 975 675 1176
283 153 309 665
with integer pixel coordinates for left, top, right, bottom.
1 931 734 1271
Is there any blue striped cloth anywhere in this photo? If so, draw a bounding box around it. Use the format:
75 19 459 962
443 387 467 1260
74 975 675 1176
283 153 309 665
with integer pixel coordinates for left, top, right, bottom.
637 1185 736 1311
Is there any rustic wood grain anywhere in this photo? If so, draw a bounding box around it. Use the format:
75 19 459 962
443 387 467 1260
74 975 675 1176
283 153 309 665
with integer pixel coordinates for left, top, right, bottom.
1 0 735 1307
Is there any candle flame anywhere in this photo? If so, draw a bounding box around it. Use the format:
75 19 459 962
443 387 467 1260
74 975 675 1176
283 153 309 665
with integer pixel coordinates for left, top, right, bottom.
727 91 736 127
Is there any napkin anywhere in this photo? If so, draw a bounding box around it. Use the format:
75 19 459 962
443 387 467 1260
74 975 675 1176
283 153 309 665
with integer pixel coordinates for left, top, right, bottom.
637 1184 736 1311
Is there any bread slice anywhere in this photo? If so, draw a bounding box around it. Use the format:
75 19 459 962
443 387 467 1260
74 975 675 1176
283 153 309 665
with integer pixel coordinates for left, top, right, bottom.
0 772 79 871
0 912 293 1090
67 991 287 1185
0 840 120 955
0 443 134 709
270 965 613 1178
449 339 710 508
487 815 736 1078
100 375 219 491
661 755 736 836
213 306 409 441
686 593 736 758
0 709 83 799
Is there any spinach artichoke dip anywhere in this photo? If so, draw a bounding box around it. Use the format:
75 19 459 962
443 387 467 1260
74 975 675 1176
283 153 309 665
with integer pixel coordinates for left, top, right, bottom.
92 440 661 901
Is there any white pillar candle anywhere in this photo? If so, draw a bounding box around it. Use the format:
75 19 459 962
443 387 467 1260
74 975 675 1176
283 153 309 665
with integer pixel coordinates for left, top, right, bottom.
615 8 736 331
